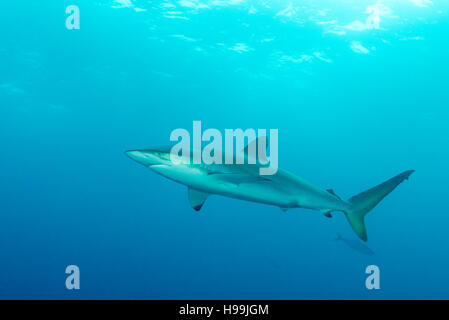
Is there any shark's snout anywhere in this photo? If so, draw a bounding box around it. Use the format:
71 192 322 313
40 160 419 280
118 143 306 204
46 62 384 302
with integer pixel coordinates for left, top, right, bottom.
125 150 152 166
125 149 171 167
125 150 143 162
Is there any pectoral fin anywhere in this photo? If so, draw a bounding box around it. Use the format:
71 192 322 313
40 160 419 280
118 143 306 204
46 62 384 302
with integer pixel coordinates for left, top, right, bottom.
188 187 209 211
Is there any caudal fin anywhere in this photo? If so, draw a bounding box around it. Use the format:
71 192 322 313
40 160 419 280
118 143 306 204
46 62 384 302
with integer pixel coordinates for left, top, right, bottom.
345 170 415 242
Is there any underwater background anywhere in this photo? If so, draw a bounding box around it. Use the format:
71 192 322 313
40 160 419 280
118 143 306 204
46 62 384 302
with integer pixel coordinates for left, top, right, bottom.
0 0 448 299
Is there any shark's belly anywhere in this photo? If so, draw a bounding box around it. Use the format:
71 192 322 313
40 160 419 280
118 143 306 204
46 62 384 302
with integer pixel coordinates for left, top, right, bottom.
149 164 347 210
150 164 295 207
205 180 295 207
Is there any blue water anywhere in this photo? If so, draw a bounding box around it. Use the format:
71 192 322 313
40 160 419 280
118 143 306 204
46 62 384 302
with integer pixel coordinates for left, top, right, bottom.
1 0 448 299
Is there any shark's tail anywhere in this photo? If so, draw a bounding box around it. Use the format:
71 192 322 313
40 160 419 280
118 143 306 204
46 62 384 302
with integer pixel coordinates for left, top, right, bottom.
344 170 415 242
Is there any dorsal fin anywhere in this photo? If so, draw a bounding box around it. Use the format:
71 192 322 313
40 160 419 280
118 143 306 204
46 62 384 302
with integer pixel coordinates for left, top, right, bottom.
242 136 269 162
242 136 269 154
327 189 341 200
188 187 209 211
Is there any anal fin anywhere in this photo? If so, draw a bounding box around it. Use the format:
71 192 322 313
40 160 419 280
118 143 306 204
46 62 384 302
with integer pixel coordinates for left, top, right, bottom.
320 209 333 218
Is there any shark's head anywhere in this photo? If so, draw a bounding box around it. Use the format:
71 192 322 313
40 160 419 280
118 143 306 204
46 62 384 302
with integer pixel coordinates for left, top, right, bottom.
125 147 173 167
125 147 199 186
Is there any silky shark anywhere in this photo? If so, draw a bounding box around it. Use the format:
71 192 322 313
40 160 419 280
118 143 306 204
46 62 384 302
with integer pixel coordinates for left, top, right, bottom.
125 138 414 241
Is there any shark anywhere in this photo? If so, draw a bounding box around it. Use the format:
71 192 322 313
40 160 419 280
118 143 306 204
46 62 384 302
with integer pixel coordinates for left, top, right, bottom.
125 138 414 241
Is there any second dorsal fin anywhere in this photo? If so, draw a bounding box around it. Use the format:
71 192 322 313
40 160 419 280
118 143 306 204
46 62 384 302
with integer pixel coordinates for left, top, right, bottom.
327 189 341 200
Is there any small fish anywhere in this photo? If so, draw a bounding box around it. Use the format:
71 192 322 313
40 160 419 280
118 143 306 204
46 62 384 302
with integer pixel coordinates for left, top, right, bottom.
335 234 375 255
